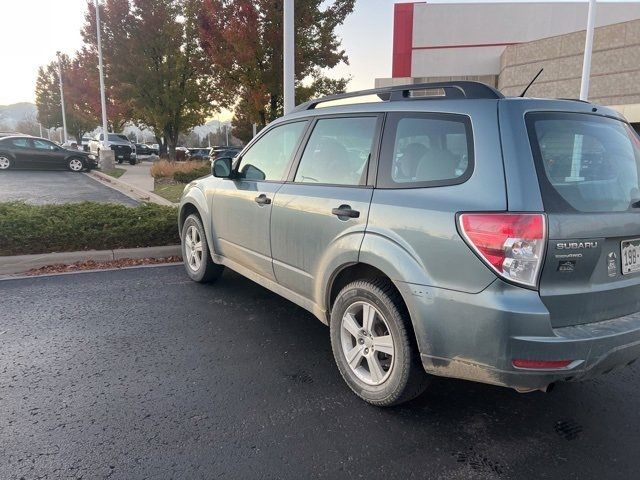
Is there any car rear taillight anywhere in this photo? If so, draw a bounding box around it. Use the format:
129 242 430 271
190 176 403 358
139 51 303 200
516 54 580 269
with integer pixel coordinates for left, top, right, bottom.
458 213 546 288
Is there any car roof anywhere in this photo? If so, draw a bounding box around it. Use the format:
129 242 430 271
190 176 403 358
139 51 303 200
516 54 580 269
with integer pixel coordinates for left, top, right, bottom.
275 81 625 124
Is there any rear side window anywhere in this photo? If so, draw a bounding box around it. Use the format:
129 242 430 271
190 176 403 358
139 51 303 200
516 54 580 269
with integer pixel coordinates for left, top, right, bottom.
294 116 378 186
10 138 29 148
527 112 640 213
377 112 473 188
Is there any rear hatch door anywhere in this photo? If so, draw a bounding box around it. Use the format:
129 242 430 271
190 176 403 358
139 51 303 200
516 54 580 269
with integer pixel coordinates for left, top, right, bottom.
526 110 640 327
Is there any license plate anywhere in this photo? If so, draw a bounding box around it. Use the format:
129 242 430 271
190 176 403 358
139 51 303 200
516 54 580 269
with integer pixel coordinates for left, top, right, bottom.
117 155 124 159
621 238 640 275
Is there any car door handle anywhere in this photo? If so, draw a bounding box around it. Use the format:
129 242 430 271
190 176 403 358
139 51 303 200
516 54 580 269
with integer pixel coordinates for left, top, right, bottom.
331 205 360 219
254 194 271 205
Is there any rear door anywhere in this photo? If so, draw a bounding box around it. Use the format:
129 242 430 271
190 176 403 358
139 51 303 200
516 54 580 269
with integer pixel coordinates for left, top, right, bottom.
508 105 640 327
7 138 33 167
270 115 382 299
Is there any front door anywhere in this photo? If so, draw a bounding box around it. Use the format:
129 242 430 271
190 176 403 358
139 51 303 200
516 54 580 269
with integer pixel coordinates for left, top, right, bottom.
29 139 67 169
211 120 309 280
270 115 382 300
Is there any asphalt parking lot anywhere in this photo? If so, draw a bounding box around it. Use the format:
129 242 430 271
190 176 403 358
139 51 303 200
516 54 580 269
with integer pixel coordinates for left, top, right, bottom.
2 265 639 479
0 170 137 205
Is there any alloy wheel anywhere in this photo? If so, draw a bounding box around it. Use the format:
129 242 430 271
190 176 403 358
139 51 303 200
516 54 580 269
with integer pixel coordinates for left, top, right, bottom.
184 225 203 272
340 301 395 386
69 158 83 171
0 156 10 170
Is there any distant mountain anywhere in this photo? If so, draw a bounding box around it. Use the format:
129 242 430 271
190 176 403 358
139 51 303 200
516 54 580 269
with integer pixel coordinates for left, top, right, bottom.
0 102 37 129
192 119 230 139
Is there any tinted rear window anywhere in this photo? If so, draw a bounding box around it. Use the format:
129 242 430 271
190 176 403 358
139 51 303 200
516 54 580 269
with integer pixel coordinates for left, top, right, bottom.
527 112 640 213
377 112 473 188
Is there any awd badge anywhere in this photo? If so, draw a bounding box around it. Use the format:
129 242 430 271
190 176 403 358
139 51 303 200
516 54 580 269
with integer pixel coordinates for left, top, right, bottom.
607 252 618 278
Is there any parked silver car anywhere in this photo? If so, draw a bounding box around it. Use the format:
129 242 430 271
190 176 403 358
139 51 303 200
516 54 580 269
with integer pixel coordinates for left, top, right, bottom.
179 81 640 406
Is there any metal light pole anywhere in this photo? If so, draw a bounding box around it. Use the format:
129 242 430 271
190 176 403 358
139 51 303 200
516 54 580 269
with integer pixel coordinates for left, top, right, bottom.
225 124 229 146
96 0 109 148
56 52 68 144
283 0 295 115
580 0 597 100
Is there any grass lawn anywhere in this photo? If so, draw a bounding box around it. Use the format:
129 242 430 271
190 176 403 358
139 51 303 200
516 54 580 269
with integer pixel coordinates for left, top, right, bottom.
154 183 186 203
104 167 127 178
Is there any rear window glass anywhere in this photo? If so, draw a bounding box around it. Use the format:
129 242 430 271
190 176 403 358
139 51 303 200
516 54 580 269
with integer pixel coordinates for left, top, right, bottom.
378 112 473 188
527 112 640 213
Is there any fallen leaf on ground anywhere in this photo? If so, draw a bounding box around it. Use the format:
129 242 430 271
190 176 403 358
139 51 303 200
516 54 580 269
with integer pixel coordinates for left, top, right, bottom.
25 256 182 276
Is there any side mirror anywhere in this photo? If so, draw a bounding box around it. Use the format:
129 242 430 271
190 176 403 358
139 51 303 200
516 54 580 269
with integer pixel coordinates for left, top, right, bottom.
212 157 233 178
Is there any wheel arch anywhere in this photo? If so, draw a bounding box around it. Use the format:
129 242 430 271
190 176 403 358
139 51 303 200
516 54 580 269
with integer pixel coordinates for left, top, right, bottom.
326 262 414 329
178 188 216 257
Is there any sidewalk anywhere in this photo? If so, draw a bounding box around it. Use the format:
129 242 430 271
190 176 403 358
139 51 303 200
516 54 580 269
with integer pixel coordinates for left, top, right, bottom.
86 158 177 207
118 160 155 191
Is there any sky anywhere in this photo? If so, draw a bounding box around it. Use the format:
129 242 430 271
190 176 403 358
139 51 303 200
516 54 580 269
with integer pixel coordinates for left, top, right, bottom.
0 0 634 110
0 0 398 110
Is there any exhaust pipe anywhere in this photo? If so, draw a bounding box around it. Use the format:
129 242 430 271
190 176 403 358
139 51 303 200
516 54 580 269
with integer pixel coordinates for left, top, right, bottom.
515 383 555 394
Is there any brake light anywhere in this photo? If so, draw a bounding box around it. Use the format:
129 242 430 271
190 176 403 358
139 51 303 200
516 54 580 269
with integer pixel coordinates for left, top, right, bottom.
458 213 546 288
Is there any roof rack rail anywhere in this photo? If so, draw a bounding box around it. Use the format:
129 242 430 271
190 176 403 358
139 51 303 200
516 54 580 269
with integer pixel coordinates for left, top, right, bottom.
292 81 504 112
556 98 591 104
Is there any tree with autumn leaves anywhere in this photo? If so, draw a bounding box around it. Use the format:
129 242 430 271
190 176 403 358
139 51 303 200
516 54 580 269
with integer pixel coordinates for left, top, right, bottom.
35 0 355 154
198 0 355 142
35 54 97 145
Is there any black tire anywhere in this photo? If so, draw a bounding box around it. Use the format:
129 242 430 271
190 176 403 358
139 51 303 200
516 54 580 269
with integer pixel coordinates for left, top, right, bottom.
129 158 136 165
330 278 429 406
117 158 124 164
181 214 224 283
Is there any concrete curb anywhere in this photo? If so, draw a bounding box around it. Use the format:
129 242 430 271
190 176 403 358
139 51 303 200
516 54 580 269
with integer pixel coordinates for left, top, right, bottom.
0 245 182 276
85 170 177 207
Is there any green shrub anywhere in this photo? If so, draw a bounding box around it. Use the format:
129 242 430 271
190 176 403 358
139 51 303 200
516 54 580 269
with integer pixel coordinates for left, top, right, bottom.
0 202 179 256
173 165 210 183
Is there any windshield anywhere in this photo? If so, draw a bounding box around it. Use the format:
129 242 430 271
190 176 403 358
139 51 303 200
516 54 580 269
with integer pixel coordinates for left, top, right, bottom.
527 112 640 213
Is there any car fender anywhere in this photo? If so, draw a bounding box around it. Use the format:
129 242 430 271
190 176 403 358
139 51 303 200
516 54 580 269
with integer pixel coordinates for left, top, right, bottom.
0 150 15 160
311 227 367 316
358 230 435 288
179 184 217 256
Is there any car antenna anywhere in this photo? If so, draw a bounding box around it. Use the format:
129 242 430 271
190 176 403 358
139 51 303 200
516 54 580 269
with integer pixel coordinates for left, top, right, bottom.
519 68 544 97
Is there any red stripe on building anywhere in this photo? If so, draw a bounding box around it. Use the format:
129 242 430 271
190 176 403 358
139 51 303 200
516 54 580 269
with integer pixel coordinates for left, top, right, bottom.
392 3 414 78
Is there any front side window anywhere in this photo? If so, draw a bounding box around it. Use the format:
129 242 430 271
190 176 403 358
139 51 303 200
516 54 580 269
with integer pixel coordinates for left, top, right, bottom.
294 116 378 186
237 121 307 181
527 112 640 213
378 112 473 188
32 139 57 150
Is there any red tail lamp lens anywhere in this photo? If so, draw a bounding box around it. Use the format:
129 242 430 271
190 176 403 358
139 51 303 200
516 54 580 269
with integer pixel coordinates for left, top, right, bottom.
458 213 546 288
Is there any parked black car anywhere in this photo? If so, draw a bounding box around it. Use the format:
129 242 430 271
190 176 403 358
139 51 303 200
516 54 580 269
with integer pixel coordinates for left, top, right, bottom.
135 143 158 156
0 136 98 172
209 146 242 162
88 133 137 165
188 148 212 160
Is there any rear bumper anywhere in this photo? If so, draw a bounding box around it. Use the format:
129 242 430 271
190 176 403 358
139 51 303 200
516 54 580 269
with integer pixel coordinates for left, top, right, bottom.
399 279 640 391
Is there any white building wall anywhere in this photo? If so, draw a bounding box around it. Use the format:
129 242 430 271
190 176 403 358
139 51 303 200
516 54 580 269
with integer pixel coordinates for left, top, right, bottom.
410 2 640 77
